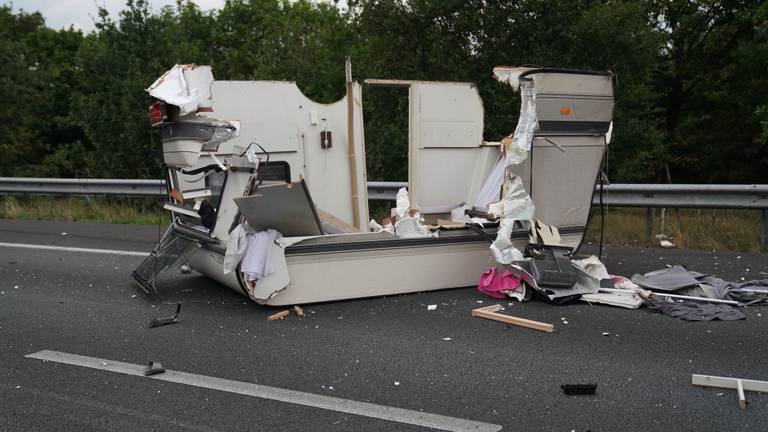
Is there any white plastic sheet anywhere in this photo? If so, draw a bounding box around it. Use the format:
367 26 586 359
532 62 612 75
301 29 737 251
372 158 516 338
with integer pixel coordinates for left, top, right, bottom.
146 64 213 116
472 156 505 210
572 255 611 281
393 187 430 238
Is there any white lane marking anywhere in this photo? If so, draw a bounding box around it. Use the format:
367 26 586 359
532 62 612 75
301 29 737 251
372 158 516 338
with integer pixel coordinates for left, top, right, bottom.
26 350 502 432
0 242 148 257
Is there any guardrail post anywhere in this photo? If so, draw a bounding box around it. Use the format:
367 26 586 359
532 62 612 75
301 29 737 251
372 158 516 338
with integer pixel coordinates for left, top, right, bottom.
645 207 653 239
761 209 766 247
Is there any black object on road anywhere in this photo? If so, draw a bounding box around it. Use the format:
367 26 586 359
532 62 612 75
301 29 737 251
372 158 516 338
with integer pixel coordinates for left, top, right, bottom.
149 302 181 328
561 383 597 395
144 361 165 376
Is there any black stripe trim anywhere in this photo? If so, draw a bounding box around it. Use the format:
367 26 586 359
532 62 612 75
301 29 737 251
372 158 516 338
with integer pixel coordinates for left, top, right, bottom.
537 121 611 134
284 225 586 256
519 68 613 79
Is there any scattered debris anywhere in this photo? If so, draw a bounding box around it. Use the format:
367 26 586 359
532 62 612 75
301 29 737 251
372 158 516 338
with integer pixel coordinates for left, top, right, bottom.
149 302 181 328
394 381 400 386
180 265 191 274
692 374 768 409
293 305 305 317
660 240 676 248
561 383 597 395
144 361 165 376
442 337 453 341
602 332 610 336
427 304 437 311
472 304 554 333
267 310 290 321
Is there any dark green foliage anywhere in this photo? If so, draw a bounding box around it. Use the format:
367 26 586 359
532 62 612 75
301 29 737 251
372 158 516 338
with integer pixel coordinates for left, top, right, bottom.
0 0 765 183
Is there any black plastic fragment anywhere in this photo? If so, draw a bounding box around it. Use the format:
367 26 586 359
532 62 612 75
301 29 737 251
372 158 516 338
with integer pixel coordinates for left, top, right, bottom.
561 383 597 395
149 302 181 328
144 361 165 376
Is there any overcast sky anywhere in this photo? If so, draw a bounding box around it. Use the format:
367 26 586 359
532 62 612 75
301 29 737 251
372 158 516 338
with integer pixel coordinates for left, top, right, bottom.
9 0 226 32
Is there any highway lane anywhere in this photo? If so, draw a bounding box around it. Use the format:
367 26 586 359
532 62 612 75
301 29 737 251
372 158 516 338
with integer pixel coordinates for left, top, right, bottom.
1 219 767 431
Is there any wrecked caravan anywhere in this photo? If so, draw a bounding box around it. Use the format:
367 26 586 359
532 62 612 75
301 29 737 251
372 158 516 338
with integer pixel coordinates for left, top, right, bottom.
131 63 614 306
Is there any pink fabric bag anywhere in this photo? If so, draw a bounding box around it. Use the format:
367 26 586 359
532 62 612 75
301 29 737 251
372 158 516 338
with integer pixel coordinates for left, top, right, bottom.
477 267 521 299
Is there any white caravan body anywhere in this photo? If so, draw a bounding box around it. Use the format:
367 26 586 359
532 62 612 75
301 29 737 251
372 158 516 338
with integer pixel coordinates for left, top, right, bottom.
133 66 614 306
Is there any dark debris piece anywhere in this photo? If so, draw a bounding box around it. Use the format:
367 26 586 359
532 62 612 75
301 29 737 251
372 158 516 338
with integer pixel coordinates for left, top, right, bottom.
561 383 597 395
144 361 165 376
149 302 182 328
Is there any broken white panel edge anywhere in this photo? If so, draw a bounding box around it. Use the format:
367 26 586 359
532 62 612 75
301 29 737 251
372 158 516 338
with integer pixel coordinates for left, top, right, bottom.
492 66 536 92
25 350 501 432
147 64 213 116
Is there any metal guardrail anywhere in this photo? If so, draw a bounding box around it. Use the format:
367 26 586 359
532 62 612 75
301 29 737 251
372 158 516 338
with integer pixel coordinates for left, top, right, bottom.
2 177 766 207
0 177 166 197
1 177 766 244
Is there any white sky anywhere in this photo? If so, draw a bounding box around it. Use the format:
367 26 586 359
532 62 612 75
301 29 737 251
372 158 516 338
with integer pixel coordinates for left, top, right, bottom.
8 0 226 32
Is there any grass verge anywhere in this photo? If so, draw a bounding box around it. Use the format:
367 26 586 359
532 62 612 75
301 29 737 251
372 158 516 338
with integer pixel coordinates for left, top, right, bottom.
0 196 169 225
584 208 765 253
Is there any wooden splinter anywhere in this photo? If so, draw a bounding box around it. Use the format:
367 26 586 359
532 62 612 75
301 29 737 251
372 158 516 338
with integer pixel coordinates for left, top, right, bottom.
267 310 290 321
471 304 554 333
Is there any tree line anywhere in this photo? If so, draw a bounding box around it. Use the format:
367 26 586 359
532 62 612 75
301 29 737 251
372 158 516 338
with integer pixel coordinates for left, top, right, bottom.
1 0 766 183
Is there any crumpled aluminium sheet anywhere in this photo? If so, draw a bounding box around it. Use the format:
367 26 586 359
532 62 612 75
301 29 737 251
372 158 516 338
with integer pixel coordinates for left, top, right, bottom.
504 80 538 168
488 177 534 264
488 79 538 265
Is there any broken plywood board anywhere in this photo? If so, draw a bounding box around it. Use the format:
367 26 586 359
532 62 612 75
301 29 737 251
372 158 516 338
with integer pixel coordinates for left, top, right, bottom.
235 180 323 237
692 374 768 409
472 304 554 333
317 208 359 234
435 219 467 230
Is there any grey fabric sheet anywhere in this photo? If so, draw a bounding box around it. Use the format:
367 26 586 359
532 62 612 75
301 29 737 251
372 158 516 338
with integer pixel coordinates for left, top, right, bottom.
633 266 768 304
727 279 768 305
631 266 700 291
647 298 745 321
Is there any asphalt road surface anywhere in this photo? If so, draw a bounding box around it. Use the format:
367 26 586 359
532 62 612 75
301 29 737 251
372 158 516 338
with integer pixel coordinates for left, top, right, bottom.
1 219 767 431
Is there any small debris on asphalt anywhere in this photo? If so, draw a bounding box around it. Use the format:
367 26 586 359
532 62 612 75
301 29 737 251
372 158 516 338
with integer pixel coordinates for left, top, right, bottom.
561 383 597 395
602 332 610 336
267 310 290 321
442 337 452 341
293 305 305 317
144 361 165 376
394 381 400 386
149 303 181 328
427 304 437 311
